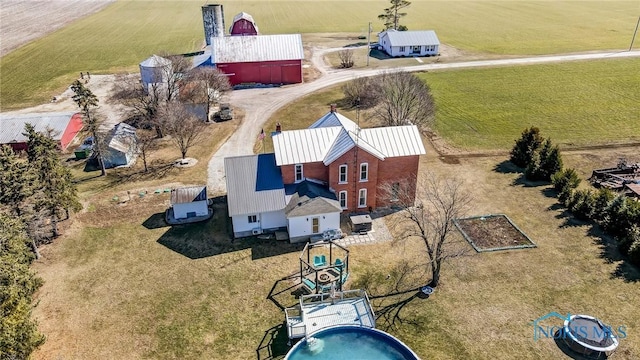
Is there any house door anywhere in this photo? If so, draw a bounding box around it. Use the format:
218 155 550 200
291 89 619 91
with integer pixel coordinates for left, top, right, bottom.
412 46 421 54
312 218 320 233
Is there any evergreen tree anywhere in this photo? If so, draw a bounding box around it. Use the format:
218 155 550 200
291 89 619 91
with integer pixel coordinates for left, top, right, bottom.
378 0 411 30
510 127 543 168
23 124 81 238
0 145 33 216
0 213 45 358
71 80 106 176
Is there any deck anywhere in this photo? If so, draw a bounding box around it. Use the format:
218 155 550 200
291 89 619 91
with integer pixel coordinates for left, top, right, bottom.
285 289 376 339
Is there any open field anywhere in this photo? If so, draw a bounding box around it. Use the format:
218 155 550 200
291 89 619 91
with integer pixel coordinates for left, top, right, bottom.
2 1 639 110
258 58 640 153
33 138 640 359
0 0 113 56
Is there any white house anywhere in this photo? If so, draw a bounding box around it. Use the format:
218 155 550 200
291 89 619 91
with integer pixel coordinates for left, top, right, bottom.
224 153 341 241
170 186 209 219
378 30 440 57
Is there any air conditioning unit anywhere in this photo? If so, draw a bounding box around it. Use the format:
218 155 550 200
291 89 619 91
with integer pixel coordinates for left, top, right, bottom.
252 228 263 235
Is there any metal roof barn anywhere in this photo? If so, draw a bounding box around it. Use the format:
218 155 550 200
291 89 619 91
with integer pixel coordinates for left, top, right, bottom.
210 34 304 86
0 112 83 152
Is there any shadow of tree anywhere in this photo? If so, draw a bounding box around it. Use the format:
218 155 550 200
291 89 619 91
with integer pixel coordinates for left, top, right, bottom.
256 323 290 360
493 160 521 174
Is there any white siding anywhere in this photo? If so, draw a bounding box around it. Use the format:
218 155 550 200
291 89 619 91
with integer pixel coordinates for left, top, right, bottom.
261 210 287 229
232 210 286 237
173 201 208 219
287 212 340 240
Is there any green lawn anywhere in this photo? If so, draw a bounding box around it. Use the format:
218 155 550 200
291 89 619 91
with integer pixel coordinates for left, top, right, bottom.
422 58 640 150
1 1 638 109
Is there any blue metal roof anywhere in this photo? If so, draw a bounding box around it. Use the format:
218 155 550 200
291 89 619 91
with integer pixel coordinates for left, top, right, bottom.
255 153 284 191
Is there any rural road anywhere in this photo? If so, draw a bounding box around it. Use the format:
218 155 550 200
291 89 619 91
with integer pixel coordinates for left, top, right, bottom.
206 49 640 194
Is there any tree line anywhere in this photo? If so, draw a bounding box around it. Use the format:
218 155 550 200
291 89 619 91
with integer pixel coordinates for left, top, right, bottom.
1 126 82 358
510 127 640 267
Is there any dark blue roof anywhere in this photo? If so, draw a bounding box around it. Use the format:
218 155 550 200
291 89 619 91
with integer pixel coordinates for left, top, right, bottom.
284 180 337 200
255 153 284 191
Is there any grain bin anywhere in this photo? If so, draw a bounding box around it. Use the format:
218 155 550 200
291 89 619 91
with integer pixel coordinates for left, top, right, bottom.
139 55 172 93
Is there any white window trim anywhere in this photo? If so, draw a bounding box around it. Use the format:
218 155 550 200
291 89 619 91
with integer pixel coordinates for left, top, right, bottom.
295 164 303 183
339 191 347 209
358 189 367 208
359 163 369 182
248 215 258 223
339 164 348 184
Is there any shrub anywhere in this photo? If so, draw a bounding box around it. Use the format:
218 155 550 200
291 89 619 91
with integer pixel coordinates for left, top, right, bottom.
552 168 581 203
568 189 596 221
592 188 616 223
510 127 543 168
627 226 640 265
524 139 562 181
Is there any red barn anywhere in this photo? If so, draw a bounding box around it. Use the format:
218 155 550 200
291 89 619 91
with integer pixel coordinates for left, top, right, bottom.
229 12 259 36
210 34 304 86
0 112 83 152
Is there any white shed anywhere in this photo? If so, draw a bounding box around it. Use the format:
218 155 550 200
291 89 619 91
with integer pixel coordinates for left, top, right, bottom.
378 30 440 57
171 186 208 219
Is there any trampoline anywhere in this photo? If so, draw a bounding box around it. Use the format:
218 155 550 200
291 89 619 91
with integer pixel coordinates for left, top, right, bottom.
563 314 619 358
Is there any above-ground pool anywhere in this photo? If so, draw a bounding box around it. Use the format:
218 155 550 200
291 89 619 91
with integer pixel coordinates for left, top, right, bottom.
285 325 419 360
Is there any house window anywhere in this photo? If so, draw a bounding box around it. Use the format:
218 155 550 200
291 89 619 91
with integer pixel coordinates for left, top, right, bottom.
312 217 320 233
339 164 348 183
360 163 368 181
399 46 405 52
295 164 303 182
358 189 367 208
391 182 400 202
339 191 347 209
248 215 258 223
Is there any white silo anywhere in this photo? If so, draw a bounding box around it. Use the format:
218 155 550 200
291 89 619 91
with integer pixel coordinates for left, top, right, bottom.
202 4 225 46
139 55 172 94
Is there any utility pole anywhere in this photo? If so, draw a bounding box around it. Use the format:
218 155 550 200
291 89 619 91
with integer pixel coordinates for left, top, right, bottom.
630 16 640 51
367 22 372 66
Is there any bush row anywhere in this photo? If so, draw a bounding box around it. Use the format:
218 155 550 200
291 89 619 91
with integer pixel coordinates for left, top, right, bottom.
552 169 640 265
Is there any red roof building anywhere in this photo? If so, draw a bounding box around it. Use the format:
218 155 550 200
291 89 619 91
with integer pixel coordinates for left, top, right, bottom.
0 112 83 152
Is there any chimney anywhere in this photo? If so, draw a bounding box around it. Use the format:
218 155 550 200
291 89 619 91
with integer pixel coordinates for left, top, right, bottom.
330 104 337 113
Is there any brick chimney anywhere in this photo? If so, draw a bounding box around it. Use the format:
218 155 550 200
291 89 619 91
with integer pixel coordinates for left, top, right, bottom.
330 104 337 113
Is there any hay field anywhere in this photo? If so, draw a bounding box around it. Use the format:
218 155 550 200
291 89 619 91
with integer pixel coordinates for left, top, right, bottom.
1 1 638 109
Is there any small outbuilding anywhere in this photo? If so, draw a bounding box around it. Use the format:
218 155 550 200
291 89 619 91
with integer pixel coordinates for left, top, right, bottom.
0 112 83 152
285 181 342 243
102 123 137 168
378 30 440 57
170 186 209 219
229 12 259 36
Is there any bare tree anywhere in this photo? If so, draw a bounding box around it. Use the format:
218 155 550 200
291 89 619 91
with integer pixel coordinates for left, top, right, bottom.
182 67 231 121
110 73 163 137
338 49 355 68
342 77 381 109
136 129 157 172
71 80 107 176
158 53 192 103
374 71 435 129
382 174 472 287
159 102 207 159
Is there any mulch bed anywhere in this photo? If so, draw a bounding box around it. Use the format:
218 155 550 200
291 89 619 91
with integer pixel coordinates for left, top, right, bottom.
455 214 536 252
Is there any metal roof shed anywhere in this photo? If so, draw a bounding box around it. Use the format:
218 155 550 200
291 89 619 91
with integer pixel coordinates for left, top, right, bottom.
0 112 83 152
